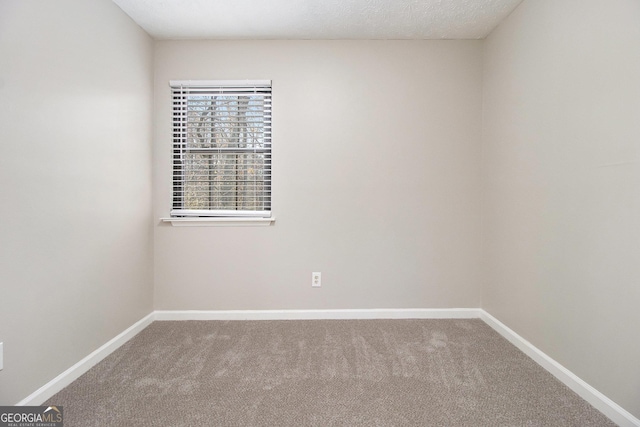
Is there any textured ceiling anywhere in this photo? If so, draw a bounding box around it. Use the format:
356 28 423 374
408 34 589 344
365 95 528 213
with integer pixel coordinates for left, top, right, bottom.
112 0 524 40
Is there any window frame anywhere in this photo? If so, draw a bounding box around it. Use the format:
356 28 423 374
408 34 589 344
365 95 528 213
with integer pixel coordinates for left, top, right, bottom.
168 80 272 221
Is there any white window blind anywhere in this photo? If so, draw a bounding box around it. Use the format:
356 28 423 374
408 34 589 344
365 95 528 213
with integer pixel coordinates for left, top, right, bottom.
170 80 272 218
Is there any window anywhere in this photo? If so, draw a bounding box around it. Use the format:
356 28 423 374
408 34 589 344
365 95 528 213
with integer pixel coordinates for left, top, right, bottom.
170 80 272 218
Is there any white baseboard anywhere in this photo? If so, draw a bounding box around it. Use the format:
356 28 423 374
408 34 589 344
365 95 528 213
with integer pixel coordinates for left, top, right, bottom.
154 308 482 321
16 312 155 406
480 310 640 427
15 308 639 427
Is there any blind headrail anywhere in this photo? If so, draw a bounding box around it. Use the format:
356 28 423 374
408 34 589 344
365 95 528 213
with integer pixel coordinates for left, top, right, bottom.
170 79 271 88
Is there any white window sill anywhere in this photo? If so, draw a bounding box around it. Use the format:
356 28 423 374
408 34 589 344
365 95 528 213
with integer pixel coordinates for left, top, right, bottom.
161 217 275 227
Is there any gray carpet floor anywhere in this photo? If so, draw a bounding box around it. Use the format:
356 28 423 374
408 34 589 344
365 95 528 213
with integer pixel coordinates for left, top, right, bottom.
46 319 616 426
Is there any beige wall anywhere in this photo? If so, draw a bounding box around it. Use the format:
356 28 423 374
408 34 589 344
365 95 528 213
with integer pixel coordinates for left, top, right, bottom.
153 41 483 310
0 0 154 404
482 0 640 418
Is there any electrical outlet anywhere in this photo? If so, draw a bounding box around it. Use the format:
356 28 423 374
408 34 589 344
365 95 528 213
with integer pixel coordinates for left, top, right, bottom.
312 272 321 287
0 342 3 370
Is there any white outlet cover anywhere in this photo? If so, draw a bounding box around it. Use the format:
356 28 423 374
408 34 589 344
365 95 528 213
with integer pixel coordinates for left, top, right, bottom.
312 272 321 287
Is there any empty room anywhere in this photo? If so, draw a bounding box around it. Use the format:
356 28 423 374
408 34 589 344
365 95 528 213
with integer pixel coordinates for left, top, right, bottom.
0 0 639 425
